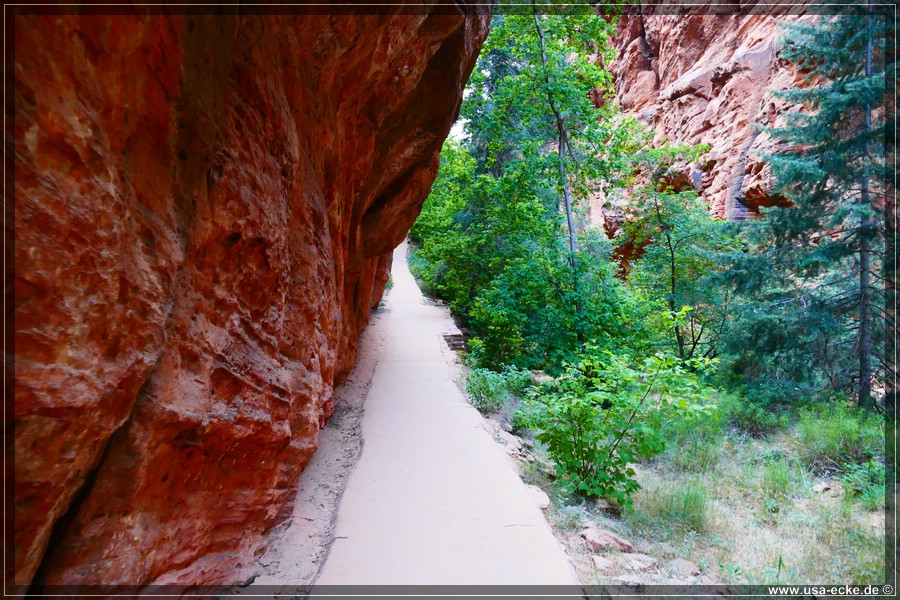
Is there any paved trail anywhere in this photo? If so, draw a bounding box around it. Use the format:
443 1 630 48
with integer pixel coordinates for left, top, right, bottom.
313 241 578 585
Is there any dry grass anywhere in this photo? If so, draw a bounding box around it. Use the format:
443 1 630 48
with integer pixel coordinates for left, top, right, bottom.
530 429 886 586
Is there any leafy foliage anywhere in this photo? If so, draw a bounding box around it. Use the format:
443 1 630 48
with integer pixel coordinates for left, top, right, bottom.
842 459 885 510
466 368 511 414
411 142 645 370
465 365 532 415
518 349 715 506
795 402 884 471
620 174 740 362
411 10 650 372
718 394 788 438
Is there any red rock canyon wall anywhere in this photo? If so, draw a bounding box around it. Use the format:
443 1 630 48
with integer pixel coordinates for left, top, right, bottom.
13 10 488 589
608 9 812 220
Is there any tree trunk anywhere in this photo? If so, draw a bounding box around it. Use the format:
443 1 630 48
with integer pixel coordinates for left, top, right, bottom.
531 7 577 262
858 0 874 409
532 6 583 341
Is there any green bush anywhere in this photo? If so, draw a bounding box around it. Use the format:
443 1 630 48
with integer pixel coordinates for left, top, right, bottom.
407 250 434 295
465 368 510 414
518 349 715 507
465 366 533 415
501 366 532 396
719 395 787 438
795 403 883 472
858 486 886 512
843 459 885 510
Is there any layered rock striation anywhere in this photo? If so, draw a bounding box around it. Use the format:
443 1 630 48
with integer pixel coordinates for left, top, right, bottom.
609 9 812 220
13 10 488 589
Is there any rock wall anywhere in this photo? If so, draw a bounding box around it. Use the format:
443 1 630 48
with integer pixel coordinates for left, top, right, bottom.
13 10 488 589
608 9 812 220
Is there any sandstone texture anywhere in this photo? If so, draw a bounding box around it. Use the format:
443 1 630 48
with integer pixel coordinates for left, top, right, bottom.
607 9 814 220
13 10 488 590
580 527 634 553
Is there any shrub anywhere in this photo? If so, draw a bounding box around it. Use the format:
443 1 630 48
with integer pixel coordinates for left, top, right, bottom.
719 395 787 438
465 367 510 414
795 403 883 472
857 486 886 512
843 459 885 510
501 366 533 396
407 250 434 295
465 366 533 415
518 349 715 507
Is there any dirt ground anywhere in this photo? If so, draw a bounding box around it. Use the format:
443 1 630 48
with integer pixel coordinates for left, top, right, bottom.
248 306 386 587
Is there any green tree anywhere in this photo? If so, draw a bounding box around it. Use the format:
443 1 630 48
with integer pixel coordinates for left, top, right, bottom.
465 10 639 296
411 143 638 370
726 6 890 408
618 146 740 363
413 10 645 370
519 348 716 506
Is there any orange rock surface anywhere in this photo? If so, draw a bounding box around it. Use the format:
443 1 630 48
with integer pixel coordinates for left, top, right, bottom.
609 10 812 220
13 10 488 589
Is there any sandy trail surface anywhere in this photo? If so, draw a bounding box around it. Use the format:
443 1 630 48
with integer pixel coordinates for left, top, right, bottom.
250 240 577 590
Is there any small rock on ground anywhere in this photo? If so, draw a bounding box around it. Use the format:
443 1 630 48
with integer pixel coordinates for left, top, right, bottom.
496 429 522 451
484 419 503 435
579 527 634 553
611 574 642 586
667 558 700 578
621 552 657 572
591 555 616 573
525 485 551 509
812 480 844 497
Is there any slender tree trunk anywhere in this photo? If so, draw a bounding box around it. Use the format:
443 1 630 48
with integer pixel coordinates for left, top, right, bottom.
668 241 686 361
532 6 583 341
558 134 578 258
653 194 686 361
860 237 873 408
532 7 577 261
858 0 874 409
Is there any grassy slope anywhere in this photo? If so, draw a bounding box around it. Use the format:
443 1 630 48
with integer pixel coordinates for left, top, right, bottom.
522 426 885 586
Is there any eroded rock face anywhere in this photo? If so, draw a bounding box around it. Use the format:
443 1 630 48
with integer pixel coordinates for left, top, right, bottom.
608 11 812 220
13 11 488 589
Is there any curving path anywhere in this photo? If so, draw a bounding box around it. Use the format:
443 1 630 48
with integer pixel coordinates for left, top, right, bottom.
312 240 579 586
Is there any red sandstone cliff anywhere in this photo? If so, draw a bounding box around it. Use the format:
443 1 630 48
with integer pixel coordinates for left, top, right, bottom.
13 10 488 590
606 10 813 221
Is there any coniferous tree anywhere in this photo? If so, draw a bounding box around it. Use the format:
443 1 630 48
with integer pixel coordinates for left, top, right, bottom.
726 5 890 408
